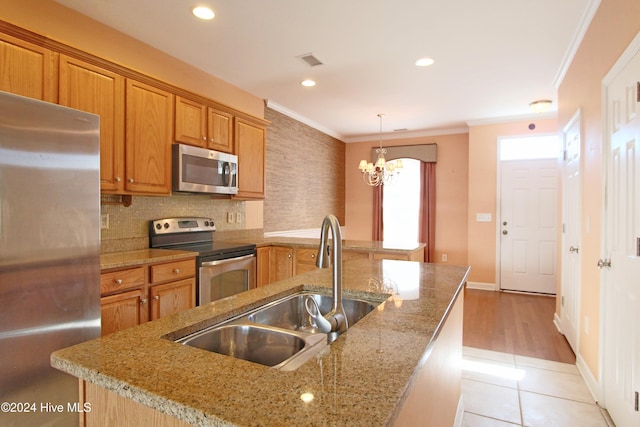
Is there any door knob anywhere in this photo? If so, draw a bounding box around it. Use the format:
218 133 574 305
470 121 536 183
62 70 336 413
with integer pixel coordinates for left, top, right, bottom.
502 230 508 235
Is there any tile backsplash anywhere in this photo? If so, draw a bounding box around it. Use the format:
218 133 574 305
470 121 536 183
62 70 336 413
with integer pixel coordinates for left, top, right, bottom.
100 194 253 253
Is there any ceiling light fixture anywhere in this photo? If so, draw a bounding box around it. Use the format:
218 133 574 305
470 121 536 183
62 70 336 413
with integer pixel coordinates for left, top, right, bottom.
415 57 435 67
529 99 552 113
358 114 403 186
300 79 316 87
192 6 215 20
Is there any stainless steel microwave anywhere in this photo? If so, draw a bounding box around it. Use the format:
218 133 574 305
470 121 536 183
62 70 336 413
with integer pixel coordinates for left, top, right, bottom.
172 143 238 195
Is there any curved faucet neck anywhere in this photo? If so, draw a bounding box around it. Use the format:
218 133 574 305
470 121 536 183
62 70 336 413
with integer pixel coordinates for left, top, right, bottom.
316 215 346 334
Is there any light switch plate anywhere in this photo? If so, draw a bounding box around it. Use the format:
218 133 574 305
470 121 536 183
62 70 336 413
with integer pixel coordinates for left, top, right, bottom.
476 213 492 222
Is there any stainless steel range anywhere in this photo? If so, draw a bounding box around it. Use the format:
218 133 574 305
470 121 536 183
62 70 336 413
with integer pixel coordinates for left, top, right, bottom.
149 217 256 305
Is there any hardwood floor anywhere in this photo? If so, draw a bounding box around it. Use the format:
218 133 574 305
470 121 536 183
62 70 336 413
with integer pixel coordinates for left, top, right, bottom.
463 288 576 364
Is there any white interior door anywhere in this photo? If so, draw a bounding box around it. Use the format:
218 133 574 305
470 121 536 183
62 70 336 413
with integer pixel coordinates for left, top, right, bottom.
560 110 582 354
499 159 558 294
603 41 640 427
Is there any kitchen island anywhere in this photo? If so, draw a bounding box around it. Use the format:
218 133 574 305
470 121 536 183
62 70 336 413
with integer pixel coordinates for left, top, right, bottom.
52 259 469 427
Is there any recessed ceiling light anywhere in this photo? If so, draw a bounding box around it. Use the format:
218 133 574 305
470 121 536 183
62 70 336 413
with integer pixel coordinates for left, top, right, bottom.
415 57 435 67
192 6 215 20
301 79 316 87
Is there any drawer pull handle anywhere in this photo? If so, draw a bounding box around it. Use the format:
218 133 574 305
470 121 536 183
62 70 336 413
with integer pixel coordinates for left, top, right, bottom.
173 268 180 274
115 279 123 285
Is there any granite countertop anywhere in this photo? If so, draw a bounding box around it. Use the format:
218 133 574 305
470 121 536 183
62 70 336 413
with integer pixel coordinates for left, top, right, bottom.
100 249 197 270
52 259 469 427
227 236 426 253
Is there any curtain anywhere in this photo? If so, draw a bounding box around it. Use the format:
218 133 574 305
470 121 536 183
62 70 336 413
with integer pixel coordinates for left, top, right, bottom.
419 161 436 262
372 185 383 240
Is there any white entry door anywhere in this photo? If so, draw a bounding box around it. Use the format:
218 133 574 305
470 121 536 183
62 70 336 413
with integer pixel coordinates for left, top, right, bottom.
560 110 582 354
603 39 640 427
499 159 558 294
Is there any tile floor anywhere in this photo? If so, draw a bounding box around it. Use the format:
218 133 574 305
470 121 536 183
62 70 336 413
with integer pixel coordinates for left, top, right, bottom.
461 347 615 427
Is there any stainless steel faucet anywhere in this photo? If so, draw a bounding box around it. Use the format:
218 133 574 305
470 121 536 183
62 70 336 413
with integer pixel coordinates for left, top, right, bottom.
305 214 348 341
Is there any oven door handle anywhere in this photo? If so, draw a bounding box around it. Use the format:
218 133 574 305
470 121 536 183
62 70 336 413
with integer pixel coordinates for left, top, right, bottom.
200 254 255 267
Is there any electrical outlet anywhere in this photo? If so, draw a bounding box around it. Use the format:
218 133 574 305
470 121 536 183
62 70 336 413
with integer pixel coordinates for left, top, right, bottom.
100 214 109 230
227 212 234 223
441 253 448 262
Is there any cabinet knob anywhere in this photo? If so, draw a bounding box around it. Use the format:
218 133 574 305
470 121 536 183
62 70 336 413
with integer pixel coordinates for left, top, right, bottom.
173 268 180 274
140 298 148 305
202 136 207 141
128 178 134 183
154 295 160 300
311 254 316 259
209 138 215 143
288 254 292 258
115 177 121 182
114 278 123 284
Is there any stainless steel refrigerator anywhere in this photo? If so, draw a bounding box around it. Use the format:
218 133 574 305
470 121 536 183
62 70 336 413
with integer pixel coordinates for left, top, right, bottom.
0 91 101 426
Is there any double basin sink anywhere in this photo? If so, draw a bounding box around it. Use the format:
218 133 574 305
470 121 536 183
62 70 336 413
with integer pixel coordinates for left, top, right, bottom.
175 291 381 371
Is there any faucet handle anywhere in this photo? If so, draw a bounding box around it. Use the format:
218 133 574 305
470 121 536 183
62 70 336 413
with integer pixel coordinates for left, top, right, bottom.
304 296 332 333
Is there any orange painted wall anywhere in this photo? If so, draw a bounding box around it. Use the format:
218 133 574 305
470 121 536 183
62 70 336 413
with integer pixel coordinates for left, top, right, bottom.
2 0 264 118
345 133 469 267
466 119 558 284
557 0 640 379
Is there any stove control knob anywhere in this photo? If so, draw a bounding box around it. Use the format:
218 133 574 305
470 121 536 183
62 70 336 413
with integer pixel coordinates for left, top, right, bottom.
155 223 162 230
204 221 210 227
163 222 169 229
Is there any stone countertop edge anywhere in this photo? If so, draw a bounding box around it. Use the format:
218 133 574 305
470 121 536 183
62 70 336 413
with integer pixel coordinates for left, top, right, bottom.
53 260 470 427
227 236 427 252
100 249 197 270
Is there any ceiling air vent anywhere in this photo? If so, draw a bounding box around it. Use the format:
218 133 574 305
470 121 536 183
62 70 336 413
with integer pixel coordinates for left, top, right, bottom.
297 53 323 67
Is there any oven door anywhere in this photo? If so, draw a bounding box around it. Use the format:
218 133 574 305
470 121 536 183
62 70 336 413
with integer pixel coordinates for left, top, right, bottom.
198 254 256 305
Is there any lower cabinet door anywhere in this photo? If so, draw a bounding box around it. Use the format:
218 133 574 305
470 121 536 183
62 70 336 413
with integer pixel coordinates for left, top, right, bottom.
100 289 147 336
150 278 196 321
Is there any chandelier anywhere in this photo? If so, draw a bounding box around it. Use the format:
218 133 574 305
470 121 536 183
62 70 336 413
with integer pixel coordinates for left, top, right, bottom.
358 114 403 186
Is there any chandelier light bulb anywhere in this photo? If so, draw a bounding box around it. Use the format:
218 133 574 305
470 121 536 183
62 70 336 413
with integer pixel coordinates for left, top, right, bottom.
358 114 403 186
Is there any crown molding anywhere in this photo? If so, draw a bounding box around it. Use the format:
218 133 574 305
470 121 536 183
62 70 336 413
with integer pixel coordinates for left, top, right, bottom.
264 100 343 140
553 0 601 88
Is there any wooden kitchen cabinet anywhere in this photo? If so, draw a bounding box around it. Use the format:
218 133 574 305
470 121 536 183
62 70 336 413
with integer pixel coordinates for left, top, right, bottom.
100 258 195 336
150 278 195 320
256 246 271 288
100 289 148 337
58 55 125 193
125 79 174 195
0 32 57 102
234 117 266 199
271 246 294 283
295 248 318 275
148 259 196 320
175 96 234 153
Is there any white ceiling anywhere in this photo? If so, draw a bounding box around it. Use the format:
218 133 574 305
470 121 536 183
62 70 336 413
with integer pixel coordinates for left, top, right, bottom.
54 0 595 141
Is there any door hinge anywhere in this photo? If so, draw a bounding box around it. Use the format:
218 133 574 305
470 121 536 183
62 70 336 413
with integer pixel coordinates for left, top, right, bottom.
637 82 640 103
561 295 565 306
635 391 639 411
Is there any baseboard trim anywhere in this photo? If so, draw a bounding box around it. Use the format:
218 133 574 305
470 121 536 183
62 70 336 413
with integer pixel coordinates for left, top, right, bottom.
466 281 498 291
576 353 602 403
553 312 563 334
453 394 464 427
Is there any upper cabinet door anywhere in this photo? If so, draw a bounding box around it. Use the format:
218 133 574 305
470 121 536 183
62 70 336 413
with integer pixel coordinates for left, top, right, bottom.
234 117 266 199
207 107 233 153
0 33 57 102
59 55 125 193
125 79 174 195
175 96 206 147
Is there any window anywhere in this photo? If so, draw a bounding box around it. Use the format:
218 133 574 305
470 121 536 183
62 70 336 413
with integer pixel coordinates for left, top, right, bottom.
500 135 560 160
383 158 421 243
